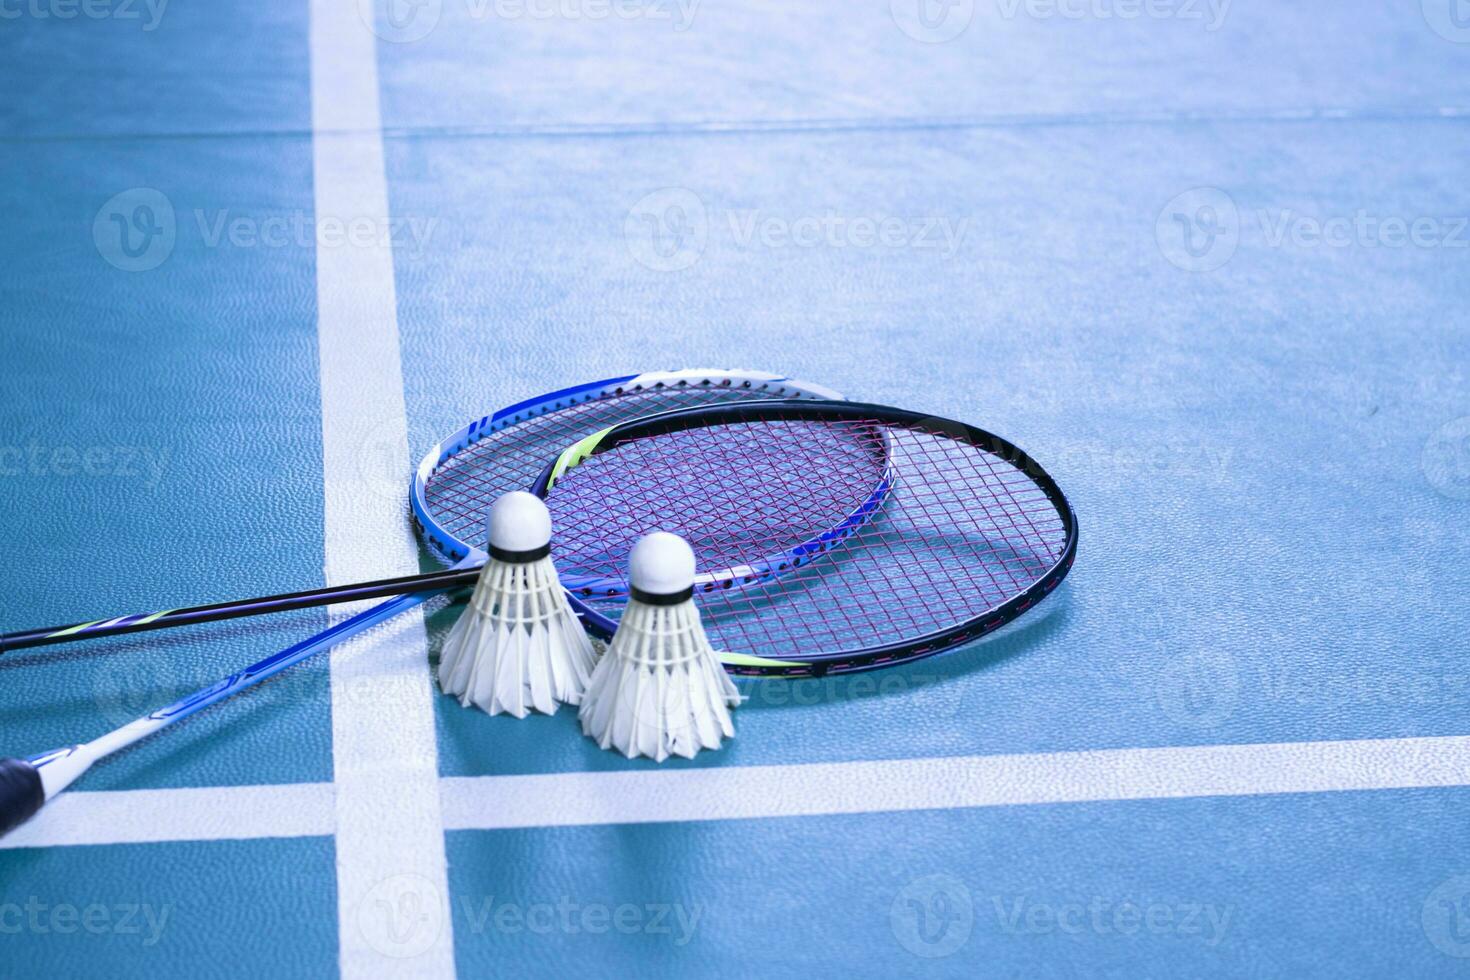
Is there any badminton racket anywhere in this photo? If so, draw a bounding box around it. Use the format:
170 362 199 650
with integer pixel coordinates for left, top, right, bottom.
535 398 1078 675
0 368 857 836
0 372 880 654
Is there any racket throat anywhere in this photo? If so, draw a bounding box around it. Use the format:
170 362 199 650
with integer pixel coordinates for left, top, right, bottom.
29 744 95 799
29 712 152 798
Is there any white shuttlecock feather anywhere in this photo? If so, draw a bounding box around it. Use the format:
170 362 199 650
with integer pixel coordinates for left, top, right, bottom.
438 492 597 718
579 532 744 762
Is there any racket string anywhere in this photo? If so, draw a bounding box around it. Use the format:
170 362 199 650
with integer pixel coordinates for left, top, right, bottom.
566 422 883 555
547 418 1069 658
422 387 783 548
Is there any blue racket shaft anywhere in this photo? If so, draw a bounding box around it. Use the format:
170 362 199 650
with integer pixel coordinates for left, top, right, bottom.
0 368 851 837
1 577 462 837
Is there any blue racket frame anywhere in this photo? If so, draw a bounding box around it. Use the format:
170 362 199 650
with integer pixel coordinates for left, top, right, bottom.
410 370 844 563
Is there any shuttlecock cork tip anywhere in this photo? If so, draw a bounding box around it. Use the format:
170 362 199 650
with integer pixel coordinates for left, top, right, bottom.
629 531 697 598
486 491 552 557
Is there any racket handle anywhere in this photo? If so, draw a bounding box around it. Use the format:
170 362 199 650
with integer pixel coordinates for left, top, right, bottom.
0 566 481 655
0 758 45 837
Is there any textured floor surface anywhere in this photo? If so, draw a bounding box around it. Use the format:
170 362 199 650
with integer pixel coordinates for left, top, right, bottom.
1 0 1469 975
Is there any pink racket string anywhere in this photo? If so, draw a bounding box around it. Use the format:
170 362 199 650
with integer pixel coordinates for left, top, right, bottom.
544 414 1072 663
421 384 817 556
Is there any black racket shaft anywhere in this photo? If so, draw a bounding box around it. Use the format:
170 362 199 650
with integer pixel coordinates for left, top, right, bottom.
0 567 480 655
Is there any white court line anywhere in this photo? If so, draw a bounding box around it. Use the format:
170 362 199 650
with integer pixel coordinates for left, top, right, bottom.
441 735 1470 830
311 1 456 976
0 783 335 850
6 735 1470 851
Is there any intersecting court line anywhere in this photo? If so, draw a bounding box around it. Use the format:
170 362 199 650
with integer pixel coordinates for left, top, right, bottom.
0 782 335 849
7 735 1470 850
440 735 1470 828
310 0 456 976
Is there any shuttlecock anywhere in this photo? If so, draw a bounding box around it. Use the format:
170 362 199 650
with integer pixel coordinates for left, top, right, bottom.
438 492 597 718
579 532 744 761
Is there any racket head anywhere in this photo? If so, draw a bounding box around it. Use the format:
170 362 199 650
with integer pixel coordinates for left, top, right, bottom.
533 399 1078 676
410 369 844 567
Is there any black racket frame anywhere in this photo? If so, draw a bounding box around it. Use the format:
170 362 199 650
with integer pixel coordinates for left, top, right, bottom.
531 399 1078 676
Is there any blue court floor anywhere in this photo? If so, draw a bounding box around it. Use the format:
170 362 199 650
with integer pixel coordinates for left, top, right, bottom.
2 0 1469 976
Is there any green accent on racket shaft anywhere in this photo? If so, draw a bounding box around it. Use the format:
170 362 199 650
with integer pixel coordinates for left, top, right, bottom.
47 620 106 639
547 426 612 489
134 609 177 626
